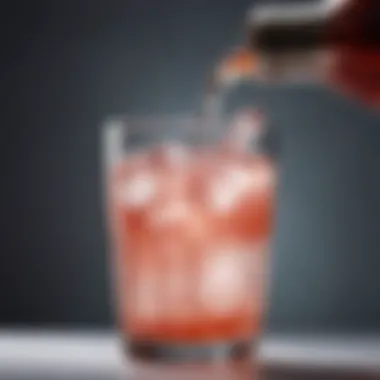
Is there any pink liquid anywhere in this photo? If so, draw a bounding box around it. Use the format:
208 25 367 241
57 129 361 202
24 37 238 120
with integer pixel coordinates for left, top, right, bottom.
108 141 275 343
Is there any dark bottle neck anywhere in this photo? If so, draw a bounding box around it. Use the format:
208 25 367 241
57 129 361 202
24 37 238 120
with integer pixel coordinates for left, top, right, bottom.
245 0 380 82
250 18 326 54
248 0 380 51
248 2 327 50
246 2 329 81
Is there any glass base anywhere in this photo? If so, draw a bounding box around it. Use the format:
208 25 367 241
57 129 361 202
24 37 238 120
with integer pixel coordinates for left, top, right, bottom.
125 339 255 363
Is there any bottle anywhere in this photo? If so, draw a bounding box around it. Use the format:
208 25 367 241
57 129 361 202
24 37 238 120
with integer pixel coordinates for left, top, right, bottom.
205 0 380 110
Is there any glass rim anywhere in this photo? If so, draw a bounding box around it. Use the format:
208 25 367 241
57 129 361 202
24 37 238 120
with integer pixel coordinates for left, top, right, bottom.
101 113 230 145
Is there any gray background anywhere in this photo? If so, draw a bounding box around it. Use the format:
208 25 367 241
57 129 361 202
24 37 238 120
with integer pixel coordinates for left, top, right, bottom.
1 0 380 333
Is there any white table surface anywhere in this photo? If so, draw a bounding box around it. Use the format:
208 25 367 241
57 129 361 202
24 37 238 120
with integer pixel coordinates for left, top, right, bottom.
0 330 379 374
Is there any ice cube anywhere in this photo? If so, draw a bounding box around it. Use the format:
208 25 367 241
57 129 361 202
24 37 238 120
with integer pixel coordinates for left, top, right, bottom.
226 166 256 190
209 166 255 213
200 247 248 313
209 178 239 213
119 171 157 208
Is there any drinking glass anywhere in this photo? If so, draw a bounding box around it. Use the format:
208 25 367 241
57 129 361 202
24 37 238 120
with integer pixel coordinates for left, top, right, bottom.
102 113 277 363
